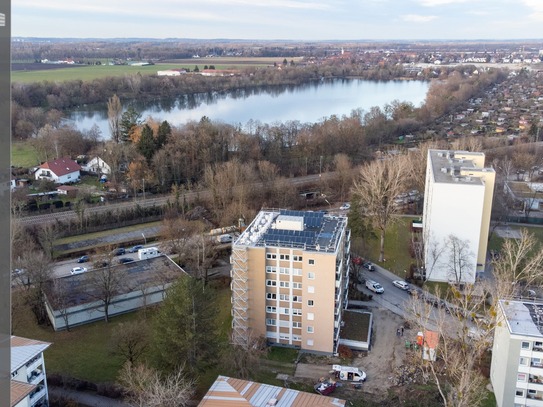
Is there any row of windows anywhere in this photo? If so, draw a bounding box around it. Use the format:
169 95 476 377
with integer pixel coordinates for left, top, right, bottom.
266 253 304 261
266 293 303 302
522 340 543 351
515 387 540 397
265 266 303 275
266 319 315 333
266 280 303 289
266 306 304 316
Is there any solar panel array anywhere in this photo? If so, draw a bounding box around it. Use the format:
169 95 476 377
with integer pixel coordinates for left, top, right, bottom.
264 227 317 246
279 209 324 229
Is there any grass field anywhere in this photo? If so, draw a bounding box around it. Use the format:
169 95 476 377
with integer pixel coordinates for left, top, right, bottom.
12 57 301 83
12 141 41 168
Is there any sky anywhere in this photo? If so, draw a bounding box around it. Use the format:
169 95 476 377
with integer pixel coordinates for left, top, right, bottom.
12 0 543 41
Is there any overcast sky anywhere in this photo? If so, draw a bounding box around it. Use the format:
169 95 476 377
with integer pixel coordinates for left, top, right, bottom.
12 0 543 40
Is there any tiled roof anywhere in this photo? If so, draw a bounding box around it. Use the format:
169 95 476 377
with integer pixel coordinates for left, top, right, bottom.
11 380 35 407
198 376 346 407
40 157 81 176
11 336 51 373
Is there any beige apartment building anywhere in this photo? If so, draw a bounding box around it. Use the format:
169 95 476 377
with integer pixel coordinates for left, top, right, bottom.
231 209 350 354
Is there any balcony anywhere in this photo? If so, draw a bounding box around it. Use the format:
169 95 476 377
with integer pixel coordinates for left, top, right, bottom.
28 370 44 385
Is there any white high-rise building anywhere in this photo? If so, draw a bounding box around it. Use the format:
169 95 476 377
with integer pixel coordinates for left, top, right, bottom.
422 150 495 283
491 299 543 407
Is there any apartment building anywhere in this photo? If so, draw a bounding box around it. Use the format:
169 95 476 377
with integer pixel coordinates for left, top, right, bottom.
491 299 543 407
422 150 495 283
231 209 350 354
11 336 51 407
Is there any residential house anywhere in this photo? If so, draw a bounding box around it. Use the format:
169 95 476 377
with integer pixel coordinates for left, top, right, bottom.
198 375 346 406
505 181 543 213
231 209 350 355
11 336 51 407
82 156 111 175
491 299 543 407
34 158 81 184
422 150 495 283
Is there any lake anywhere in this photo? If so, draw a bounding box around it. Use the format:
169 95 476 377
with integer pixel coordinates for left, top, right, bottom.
67 79 429 137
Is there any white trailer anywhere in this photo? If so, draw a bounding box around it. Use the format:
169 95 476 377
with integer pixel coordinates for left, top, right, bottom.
332 365 367 382
138 247 161 260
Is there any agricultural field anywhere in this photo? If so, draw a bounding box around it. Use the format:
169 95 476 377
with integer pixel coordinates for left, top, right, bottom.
11 57 301 83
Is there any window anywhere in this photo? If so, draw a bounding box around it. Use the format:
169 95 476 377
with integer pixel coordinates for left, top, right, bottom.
293 321 302 328
309 259 315 265
280 254 290 260
522 341 531 350
266 253 277 259
292 282 302 289
266 266 277 273
518 373 527 382
266 319 277 326
266 280 277 287
536 341 543 350
282 308 290 315
307 339 314 346
279 334 290 340
293 255 303 262
307 313 314 320
529 389 537 395
308 300 314 307
516 389 525 397
279 294 290 301
280 267 289 274
520 357 528 366
266 306 277 313
308 272 315 279
266 293 277 300
293 335 301 341
293 268 302 276
280 281 290 288
292 309 302 316
307 326 314 333
293 296 302 302
308 286 315 293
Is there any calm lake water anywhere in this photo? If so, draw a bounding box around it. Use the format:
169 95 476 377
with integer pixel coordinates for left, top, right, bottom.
68 79 429 137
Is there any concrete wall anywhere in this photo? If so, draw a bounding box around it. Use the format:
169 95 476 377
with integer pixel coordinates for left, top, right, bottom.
45 283 171 330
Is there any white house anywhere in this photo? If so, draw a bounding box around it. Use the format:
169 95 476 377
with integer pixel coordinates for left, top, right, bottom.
11 336 51 407
34 158 81 184
422 150 495 283
82 156 111 175
491 299 543 407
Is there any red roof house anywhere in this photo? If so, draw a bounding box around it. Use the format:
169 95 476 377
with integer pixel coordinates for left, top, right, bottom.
34 158 81 184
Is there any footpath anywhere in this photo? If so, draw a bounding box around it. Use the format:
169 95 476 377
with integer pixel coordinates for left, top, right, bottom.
48 386 131 407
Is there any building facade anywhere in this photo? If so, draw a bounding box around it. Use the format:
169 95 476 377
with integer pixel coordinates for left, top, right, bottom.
231 209 350 355
491 300 543 407
11 336 51 407
422 150 495 283
34 158 81 184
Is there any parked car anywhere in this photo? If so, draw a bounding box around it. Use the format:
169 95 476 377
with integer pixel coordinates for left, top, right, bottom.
77 255 89 263
128 245 144 253
392 280 409 291
339 202 351 210
112 248 126 256
365 280 384 294
363 262 375 271
118 257 135 264
71 266 87 275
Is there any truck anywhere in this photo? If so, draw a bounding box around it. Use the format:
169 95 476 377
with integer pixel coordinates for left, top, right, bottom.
138 247 161 260
332 365 367 382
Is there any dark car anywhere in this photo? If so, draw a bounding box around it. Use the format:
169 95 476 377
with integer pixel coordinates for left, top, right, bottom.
128 245 144 253
112 248 126 256
77 255 89 263
363 262 375 271
118 257 135 264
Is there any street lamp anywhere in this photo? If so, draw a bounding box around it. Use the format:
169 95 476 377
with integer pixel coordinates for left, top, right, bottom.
142 232 147 245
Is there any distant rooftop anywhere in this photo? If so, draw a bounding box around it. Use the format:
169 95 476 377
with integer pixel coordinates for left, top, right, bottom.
429 149 493 185
500 299 543 338
235 209 347 253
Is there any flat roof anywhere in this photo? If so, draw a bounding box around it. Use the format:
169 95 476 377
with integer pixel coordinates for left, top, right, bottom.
43 256 184 310
11 336 51 373
235 209 347 253
429 149 491 185
500 299 543 338
198 375 346 407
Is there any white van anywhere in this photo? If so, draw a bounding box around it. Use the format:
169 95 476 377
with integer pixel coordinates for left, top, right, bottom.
138 247 161 260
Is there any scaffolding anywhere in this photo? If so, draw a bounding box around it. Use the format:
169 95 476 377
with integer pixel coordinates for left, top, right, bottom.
231 245 250 347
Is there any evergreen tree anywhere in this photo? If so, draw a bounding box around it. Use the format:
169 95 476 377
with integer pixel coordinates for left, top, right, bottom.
137 124 157 163
151 277 220 374
156 120 172 148
119 106 142 142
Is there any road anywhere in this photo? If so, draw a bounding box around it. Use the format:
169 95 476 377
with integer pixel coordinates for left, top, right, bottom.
17 173 335 226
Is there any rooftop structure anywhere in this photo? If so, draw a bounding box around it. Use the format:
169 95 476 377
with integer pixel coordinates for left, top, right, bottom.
231 209 350 354
422 150 495 283
198 375 346 406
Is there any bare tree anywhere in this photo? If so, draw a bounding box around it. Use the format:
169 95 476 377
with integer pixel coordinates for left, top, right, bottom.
222 332 266 379
160 214 198 265
118 362 194 407
47 277 74 331
444 235 475 284
111 320 149 365
352 157 407 262
333 153 353 202
108 94 123 143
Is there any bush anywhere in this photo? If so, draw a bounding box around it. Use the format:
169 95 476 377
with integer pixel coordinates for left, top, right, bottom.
96 382 124 398
338 344 353 359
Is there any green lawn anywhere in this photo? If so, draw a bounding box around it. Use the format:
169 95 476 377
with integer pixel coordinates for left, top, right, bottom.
12 141 41 168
